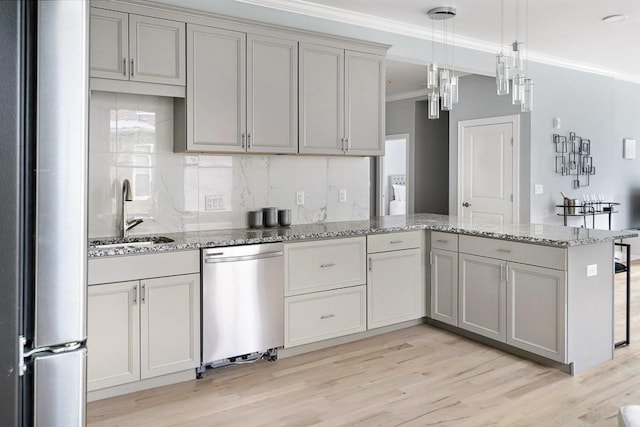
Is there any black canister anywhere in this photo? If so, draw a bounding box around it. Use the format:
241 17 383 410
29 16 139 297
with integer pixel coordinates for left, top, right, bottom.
248 211 263 228
278 209 291 227
263 207 278 227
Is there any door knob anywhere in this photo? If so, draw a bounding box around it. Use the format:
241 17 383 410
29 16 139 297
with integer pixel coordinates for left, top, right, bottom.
462 202 471 207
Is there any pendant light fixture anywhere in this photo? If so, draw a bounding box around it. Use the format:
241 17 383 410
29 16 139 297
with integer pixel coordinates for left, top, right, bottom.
426 6 458 119
496 0 533 112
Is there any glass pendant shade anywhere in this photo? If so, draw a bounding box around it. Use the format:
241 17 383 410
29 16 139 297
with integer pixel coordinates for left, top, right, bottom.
450 75 459 104
428 91 440 119
510 42 523 76
439 69 450 95
441 87 453 111
496 54 510 95
427 63 439 90
521 78 533 112
512 74 524 104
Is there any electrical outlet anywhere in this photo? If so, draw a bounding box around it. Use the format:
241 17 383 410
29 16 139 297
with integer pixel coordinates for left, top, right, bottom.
205 195 225 212
534 184 543 195
587 264 598 277
339 189 347 203
296 191 304 206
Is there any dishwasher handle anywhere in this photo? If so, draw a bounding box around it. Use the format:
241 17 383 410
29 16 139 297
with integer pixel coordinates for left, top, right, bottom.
204 251 283 263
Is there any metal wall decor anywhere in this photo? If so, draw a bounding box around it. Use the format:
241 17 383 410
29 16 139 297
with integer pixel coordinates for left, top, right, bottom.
554 131 595 188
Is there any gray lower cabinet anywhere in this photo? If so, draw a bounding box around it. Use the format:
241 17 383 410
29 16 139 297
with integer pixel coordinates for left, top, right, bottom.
430 248 458 326
458 253 507 342
507 262 566 362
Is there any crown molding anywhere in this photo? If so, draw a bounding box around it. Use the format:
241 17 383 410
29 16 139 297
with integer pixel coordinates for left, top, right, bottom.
235 0 640 84
386 89 429 103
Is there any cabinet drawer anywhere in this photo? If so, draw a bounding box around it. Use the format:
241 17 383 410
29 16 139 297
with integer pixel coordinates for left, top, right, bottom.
367 230 423 253
431 231 458 251
459 235 566 271
285 285 366 347
284 237 366 296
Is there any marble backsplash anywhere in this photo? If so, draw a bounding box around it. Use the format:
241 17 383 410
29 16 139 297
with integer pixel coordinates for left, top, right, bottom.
88 92 370 238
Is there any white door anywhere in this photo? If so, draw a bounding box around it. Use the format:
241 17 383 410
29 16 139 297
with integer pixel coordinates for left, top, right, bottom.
458 115 519 224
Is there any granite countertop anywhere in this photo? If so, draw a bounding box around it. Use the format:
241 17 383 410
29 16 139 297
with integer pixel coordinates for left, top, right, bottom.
87 213 638 258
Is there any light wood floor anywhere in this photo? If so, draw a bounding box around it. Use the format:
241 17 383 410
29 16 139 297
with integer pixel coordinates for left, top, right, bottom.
88 261 640 426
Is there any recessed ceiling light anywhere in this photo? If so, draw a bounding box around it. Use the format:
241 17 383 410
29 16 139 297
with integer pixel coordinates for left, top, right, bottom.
602 14 627 23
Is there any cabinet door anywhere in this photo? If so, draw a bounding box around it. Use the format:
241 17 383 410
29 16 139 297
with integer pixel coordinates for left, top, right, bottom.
247 34 298 154
368 248 422 329
187 24 246 152
90 8 129 80
129 14 185 85
87 281 139 391
507 263 567 362
140 274 200 379
430 249 458 326
344 50 384 156
299 43 344 155
458 253 506 342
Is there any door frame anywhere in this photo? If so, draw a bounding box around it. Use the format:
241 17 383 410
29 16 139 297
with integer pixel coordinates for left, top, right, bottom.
457 115 520 223
377 133 412 216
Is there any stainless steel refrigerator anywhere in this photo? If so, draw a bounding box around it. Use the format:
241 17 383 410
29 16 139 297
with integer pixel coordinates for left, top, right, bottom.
0 1 89 425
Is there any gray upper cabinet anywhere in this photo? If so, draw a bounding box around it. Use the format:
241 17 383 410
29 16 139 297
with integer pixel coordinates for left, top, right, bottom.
178 25 298 154
345 50 385 156
90 8 185 86
299 44 385 156
247 35 298 154
299 43 345 155
185 24 246 153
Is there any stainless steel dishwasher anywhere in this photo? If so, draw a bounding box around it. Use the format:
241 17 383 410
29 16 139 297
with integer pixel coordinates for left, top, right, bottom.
199 243 284 374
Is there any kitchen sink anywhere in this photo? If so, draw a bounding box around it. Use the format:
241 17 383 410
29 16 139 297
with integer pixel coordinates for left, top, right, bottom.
90 236 174 249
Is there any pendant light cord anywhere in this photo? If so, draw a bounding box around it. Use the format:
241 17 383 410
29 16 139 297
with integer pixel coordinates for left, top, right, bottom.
500 0 504 54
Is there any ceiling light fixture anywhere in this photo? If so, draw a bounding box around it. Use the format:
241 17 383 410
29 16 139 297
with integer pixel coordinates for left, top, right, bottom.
496 0 533 112
426 6 458 120
602 14 627 23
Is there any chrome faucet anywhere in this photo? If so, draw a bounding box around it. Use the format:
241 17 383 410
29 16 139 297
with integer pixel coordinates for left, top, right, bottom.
120 179 143 238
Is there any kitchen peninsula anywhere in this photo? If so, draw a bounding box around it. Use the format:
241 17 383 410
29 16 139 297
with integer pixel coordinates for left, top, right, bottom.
87 213 636 402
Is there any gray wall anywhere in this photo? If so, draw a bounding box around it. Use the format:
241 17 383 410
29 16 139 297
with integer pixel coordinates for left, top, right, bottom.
415 101 449 214
448 74 532 223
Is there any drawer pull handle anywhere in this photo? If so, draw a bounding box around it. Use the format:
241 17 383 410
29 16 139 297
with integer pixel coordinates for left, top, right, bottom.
320 263 335 268
497 249 512 253
320 314 335 320
390 240 403 244
436 239 448 243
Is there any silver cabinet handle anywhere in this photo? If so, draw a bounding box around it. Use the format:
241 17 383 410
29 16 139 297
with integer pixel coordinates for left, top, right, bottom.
130 59 134 77
247 133 252 149
123 58 127 76
346 138 350 152
320 314 335 320
368 257 373 271
241 133 246 149
340 138 345 152
141 283 146 304
462 202 471 207
390 240 403 244
497 248 512 253
320 263 335 268
132 284 137 305
500 264 504 281
429 251 433 266
436 239 448 244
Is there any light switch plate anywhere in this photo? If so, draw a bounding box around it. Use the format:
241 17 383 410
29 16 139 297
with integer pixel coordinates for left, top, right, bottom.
296 191 304 206
587 264 598 277
534 184 544 195
339 189 347 203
